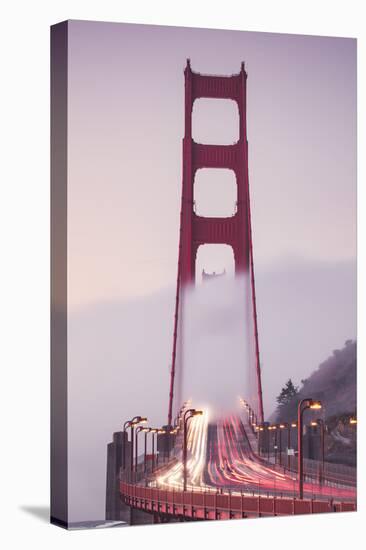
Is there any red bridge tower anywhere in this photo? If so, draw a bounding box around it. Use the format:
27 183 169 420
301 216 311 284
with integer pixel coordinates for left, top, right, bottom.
168 60 264 426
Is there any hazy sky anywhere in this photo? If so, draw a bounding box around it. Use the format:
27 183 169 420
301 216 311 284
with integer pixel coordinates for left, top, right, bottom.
66 20 356 521
68 20 356 307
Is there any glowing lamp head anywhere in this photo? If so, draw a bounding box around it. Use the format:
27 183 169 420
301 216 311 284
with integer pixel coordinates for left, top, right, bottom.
309 401 322 410
350 418 357 425
291 423 297 428
310 421 317 427
279 424 285 429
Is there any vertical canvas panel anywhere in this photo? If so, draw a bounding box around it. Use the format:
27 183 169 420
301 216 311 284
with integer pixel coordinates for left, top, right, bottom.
50 20 68 528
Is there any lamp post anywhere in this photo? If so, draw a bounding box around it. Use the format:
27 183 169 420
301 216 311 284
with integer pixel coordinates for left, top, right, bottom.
156 429 166 467
122 419 131 470
150 429 158 472
257 426 262 455
149 428 166 471
254 415 258 435
260 422 269 459
122 416 147 471
310 419 325 485
166 427 177 460
278 424 287 467
183 409 203 491
135 425 147 473
130 417 147 473
143 428 152 473
287 422 296 470
256 425 263 455
268 425 277 463
298 399 322 499
273 426 278 464
268 425 273 460
252 416 257 435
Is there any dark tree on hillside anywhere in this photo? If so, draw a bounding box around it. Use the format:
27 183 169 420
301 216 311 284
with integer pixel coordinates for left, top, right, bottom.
276 379 299 406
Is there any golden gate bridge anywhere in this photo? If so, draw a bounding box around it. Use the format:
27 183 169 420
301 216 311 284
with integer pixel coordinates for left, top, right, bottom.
106 60 356 524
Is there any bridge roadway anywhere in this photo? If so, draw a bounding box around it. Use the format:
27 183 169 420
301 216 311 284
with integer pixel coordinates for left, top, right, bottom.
205 416 356 501
120 413 356 521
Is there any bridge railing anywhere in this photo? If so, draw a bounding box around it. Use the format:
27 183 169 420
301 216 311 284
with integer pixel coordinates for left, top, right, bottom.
262 452 356 488
120 481 356 520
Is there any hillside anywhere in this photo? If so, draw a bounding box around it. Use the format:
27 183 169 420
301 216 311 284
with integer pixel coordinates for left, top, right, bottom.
273 339 356 422
272 339 357 465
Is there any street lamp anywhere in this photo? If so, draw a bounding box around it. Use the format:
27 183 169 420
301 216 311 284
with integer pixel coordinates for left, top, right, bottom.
310 419 325 485
165 427 177 460
272 426 278 464
156 429 166 467
150 428 158 472
183 409 203 491
298 399 322 499
278 423 287 467
142 427 152 474
256 424 264 456
268 425 277 463
259 422 269 459
349 417 357 425
122 419 133 470
268 425 274 461
130 417 147 473
122 416 147 470
286 422 297 470
135 425 148 473
149 428 166 471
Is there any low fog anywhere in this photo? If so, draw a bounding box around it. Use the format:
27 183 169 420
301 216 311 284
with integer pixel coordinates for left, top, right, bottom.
180 275 256 420
67 258 356 521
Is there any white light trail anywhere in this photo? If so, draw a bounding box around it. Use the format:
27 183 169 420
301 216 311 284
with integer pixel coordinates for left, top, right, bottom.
156 408 209 491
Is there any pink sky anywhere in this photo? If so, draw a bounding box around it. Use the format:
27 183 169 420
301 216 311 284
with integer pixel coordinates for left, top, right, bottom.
67 20 356 308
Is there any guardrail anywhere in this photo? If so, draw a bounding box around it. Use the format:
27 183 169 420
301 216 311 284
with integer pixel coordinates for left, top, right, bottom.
120 482 356 521
261 453 357 489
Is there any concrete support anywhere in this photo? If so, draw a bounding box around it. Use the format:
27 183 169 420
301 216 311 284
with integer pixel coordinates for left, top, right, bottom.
105 431 130 521
157 429 176 461
106 431 154 525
